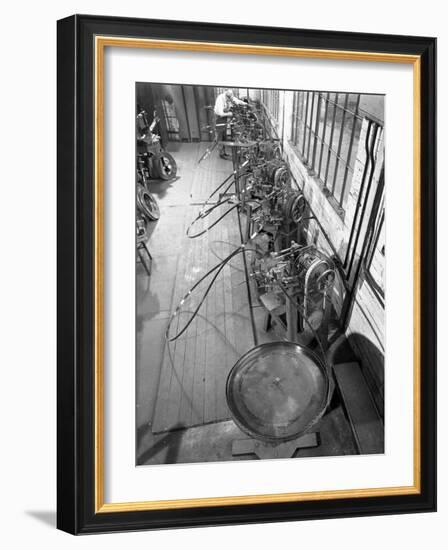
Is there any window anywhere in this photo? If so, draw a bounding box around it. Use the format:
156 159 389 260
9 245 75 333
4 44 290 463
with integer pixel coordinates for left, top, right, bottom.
291 92 363 211
160 98 181 141
262 89 280 123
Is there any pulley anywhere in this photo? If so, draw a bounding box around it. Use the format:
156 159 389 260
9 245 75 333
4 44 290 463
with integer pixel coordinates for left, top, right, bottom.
273 165 291 187
284 191 306 223
258 141 282 161
294 248 336 295
264 159 284 182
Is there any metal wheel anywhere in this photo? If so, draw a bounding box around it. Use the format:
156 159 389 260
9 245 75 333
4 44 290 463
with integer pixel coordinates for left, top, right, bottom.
137 184 160 221
287 192 306 223
265 160 283 182
273 166 291 187
155 151 177 180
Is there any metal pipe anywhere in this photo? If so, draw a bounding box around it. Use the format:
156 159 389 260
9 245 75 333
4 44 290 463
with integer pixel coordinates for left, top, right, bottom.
343 164 384 331
346 122 379 280
343 119 373 269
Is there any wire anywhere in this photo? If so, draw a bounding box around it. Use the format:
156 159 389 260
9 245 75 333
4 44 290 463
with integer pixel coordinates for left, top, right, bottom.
186 163 252 239
187 202 239 239
202 161 250 207
166 230 262 342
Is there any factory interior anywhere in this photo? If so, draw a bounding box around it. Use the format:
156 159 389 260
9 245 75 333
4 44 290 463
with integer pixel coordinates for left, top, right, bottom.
136 84 385 465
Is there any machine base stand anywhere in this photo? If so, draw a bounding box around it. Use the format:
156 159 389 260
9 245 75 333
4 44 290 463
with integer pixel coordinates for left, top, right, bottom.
232 432 319 459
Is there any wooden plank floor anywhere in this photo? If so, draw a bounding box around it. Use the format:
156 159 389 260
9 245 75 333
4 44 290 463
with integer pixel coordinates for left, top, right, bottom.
139 143 259 434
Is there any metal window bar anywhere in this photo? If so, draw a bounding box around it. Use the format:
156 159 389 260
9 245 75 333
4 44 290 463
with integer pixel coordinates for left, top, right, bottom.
330 93 349 197
306 92 316 162
294 94 363 181
297 92 304 147
303 93 310 157
311 93 322 171
296 92 301 151
323 92 339 185
294 92 303 145
291 92 297 143
290 90 377 212
302 92 310 157
307 92 315 159
311 134 359 177
317 93 330 178
325 95 363 119
339 94 361 206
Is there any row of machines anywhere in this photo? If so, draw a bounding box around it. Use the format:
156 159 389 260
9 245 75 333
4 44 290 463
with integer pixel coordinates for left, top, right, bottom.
223 106 337 348
167 99 340 453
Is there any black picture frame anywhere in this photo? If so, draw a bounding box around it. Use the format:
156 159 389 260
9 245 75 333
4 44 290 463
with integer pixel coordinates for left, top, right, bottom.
57 14 436 534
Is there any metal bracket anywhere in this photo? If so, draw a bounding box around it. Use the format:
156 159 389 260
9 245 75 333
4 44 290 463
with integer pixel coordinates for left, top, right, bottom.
232 432 319 459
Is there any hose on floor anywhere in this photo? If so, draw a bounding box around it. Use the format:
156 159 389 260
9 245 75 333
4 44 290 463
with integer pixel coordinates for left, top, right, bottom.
186 162 251 239
166 229 262 342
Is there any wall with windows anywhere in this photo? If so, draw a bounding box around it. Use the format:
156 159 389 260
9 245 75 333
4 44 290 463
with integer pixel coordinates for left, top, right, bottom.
261 88 385 414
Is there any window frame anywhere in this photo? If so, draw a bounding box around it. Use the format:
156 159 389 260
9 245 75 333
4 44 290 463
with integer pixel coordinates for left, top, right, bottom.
290 91 366 215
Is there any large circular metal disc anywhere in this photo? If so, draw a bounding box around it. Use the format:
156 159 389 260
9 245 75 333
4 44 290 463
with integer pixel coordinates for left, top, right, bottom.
226 342 329 442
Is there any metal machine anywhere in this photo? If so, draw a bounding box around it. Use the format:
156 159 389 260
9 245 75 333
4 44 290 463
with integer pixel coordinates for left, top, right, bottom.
137 108 177 181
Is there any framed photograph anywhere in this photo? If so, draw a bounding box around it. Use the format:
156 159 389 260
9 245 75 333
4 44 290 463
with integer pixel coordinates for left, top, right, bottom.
57 14 436 534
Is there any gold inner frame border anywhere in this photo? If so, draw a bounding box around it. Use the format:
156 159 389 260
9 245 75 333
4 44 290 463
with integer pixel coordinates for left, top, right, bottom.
94 35 421 513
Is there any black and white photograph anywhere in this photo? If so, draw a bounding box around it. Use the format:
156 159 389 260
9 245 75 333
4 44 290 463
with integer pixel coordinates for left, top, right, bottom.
135 84 385 466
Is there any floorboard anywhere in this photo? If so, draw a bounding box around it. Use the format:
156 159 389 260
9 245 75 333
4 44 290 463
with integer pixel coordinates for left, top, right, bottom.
136 143 360 463
140 143 264 433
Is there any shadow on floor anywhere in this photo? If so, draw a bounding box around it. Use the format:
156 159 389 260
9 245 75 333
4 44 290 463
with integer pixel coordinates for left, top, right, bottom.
149 176 180 200
137 422 185 464
25 510 56 528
